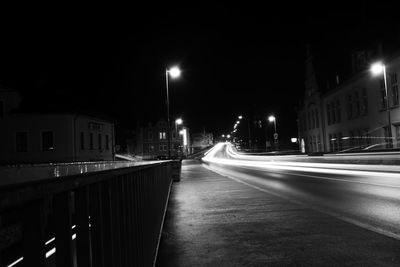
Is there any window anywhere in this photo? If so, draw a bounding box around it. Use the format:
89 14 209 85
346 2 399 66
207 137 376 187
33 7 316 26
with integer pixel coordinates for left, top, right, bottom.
364 129 371 145
42 131 54 151
148 131 153 140
80 132 85 150
347 95 353 119
159 131 167 140
149 145 154 152
354 91 360 117
98 134 102 150
89 133 94 150
16 132 28 152
327 104 331 125
315 109 319 128
338 132 343 151
396 125 400 140
383 126 392 148
379 78 387 109
159 144 167 151
105 135 109 150
317 135 321 151
336 100 341 122
391 73 399 106
328 134 333 151
361 88 368 115
331 101 336 123
311 110 315 129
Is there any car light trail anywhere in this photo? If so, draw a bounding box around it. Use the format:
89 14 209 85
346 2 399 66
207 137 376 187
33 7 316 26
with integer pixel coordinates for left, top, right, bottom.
203 143 400 186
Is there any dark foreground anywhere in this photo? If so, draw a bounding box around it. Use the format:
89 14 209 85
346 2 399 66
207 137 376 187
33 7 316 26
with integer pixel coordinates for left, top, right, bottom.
156 160 400 266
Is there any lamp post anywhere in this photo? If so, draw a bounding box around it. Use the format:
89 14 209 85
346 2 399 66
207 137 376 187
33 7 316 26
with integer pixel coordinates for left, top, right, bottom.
175 118 183 134
165 66 181 158
268 115 278 149
371 62 392 147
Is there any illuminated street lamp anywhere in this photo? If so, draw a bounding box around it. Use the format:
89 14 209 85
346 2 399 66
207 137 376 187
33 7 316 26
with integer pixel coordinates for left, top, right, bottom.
165 66 181 158
268 115 278 145
238 115 243 120
370 61 392 147
175 118 183 133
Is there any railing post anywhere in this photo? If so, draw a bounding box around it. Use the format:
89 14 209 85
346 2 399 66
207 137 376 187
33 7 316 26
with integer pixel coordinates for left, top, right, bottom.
54 191 73 267
89 184 105 267
100 181 114 267
75 186 91 267
22 200 45 267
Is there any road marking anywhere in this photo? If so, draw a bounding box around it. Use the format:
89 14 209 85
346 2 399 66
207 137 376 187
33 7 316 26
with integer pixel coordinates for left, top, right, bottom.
203 163 400 241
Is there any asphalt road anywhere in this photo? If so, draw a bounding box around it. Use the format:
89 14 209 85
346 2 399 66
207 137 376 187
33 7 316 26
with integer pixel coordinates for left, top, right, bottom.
203 143 400 240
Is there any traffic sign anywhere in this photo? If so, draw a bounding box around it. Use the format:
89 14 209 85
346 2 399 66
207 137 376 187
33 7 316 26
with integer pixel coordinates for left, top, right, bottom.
273 133 278 140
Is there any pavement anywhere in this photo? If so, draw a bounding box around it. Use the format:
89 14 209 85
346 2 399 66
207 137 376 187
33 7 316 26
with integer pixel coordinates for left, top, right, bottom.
156 160 400 267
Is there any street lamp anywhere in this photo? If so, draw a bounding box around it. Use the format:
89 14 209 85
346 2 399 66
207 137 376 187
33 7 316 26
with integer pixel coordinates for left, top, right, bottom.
175 118 183 133
370 61 392 147
166 66 181 158
268 115 278 145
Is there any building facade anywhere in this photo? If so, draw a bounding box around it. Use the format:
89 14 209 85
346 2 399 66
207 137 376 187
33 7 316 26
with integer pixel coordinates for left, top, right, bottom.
298 50 400 153
191 132 213 152
0 87 115 164
134 120 190 159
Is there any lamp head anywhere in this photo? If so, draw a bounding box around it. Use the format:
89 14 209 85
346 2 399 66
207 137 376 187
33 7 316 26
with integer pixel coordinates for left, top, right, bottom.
268 115 276 122
168 66 181 78
370 62 385 75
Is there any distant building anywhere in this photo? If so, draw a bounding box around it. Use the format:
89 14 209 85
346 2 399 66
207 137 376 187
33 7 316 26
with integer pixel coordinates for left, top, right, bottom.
0 87 115 164
298 47 400 153
191 132 213 152
134 119 190 159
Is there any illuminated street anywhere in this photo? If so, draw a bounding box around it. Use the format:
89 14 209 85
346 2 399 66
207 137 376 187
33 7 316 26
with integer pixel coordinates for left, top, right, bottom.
203 143 400 239
157 145 400 266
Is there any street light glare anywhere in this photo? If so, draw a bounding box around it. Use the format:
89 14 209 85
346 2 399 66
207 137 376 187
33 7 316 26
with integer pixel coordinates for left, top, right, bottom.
238 115 243 119
175 118 183 125
370 62 384 75
268 115 276 122
168 66 181 78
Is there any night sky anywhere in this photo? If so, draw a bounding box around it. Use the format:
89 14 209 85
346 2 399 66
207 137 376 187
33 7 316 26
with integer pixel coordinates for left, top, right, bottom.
1 5 399 140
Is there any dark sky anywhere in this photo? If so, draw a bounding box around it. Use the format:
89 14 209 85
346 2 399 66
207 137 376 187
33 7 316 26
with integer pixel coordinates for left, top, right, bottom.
1 5 399 140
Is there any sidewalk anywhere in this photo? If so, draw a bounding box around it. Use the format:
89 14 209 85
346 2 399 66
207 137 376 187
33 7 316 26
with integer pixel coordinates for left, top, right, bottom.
156 160 400 266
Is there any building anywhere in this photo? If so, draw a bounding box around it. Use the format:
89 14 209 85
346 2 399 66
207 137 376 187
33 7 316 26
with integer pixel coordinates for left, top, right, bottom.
134 119 190 159
298 47 400 153
191 132 213 152
0 87 115 164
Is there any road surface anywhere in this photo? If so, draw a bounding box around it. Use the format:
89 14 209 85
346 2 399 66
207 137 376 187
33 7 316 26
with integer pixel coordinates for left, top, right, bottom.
202 143 400 240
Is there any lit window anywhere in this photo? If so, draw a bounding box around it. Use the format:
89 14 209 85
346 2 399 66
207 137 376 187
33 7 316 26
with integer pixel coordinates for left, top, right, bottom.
159 131 166 140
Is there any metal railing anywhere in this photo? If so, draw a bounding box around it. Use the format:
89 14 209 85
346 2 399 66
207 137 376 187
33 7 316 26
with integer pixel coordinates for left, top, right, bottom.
0 161 178 267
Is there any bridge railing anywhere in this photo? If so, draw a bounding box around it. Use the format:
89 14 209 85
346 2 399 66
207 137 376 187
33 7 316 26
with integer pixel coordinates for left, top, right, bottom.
0 160 177 267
